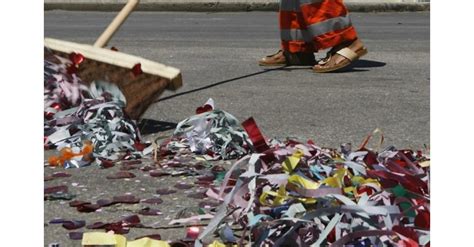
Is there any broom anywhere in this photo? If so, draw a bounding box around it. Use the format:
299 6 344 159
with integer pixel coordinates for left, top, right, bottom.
44 0 182 120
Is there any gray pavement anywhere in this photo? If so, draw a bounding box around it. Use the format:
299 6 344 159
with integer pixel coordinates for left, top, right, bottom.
44 11 429 245
44 1 430 12
45 11 430 149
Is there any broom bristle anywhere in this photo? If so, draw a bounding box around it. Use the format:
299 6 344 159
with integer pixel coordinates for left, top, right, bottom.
51 50 171 120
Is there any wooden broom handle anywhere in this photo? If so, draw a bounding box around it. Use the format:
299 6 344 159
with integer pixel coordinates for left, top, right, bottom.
94 0 140 48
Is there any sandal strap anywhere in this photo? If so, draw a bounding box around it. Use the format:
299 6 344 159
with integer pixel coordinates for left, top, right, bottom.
267 50 283 58
336 47 358 61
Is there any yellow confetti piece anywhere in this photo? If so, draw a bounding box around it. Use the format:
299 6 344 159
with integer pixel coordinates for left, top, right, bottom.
322 168 348 188
344 186 355 194
297 197 317 204
351 176 380 187
208 240 239 247
81 232 170 247
259 187 287 206
127 237 170 247
419 160 430 168
208 240 227 247
288 174 319 189
274 184 287 206
283 150 304 173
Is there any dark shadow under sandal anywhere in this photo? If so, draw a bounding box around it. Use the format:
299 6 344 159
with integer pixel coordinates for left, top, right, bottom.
259 50 316 66
313 47 368 73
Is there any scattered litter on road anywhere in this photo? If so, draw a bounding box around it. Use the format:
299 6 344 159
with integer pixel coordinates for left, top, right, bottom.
44 55 429 245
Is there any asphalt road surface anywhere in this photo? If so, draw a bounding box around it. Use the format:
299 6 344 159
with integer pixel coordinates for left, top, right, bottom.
45 11 429 149
44 11 429 246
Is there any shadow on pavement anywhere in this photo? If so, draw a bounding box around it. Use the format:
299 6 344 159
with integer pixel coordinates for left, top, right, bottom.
154 60 385 103
155 66 288 102
138 119 177 135
332 59 386 73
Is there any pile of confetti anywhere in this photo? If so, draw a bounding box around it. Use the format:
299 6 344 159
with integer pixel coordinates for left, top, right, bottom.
166 98 253 161
44 50 145 166
196 127 430 246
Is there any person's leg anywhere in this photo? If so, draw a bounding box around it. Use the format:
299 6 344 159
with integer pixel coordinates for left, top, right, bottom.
299 0 367 72
259 0 316 66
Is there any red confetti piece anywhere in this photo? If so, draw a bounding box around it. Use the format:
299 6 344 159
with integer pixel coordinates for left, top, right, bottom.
414 210 430 230
51 102 61 111
69 200 90 207
77 203 101 213
135 234 162 241
44 111 55 120
132 63 143 76
69 52 84 65
196 104 213 114
106 171 136 179
185 226 200 240
44 185 68 194
155 188 177 195
62 220 86 230
66 64 78 75
393 225 419 244
112 195 140 204
242 117 270 153
100 159 115 169
105 222 130 234
134 142 146 151
357 186 374 196
150 170 171 177
121 214 141 226
52 172 72 178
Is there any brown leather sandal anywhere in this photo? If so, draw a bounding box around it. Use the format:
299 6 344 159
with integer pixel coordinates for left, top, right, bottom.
313 47 368 73
259 50 287 66
259 50 316 66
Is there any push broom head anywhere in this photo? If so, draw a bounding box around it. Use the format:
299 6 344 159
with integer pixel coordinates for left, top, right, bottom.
44 0 182 120
44 38 182 120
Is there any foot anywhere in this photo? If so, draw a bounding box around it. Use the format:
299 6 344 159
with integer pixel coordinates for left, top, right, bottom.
259 50 316 66
259 50 287 66
313 39 367 73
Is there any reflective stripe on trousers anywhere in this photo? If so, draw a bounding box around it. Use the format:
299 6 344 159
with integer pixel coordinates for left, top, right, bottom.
279 0 358 52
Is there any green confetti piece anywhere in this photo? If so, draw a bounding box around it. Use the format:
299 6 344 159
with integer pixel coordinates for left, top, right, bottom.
392 184 407 197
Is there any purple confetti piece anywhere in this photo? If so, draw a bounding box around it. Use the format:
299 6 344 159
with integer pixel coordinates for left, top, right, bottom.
156 188 177 195
68 232 83 240
174 183 194 190
44 185 68 194
62 220 86 230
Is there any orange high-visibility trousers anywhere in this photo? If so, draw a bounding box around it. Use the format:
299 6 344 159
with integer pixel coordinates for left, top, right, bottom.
279 0 358 53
